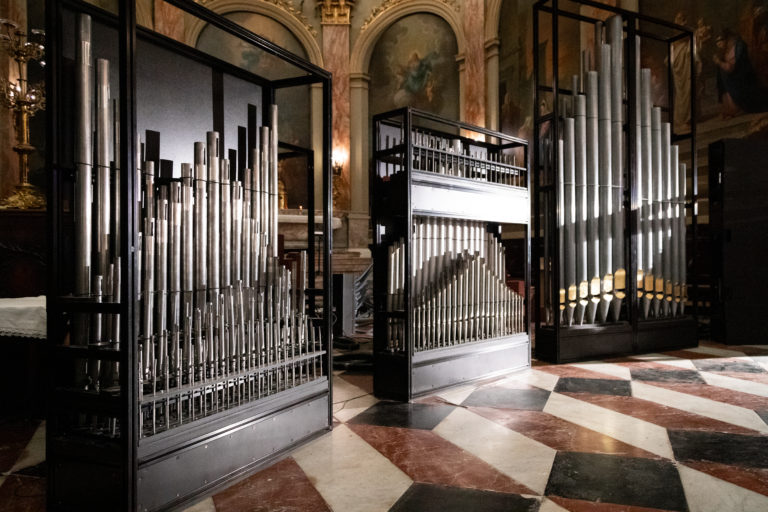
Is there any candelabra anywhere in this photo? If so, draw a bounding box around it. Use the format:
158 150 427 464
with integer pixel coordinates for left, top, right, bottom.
0 18 45 209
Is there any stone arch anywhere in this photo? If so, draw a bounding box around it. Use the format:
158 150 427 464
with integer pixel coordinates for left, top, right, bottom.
350 1 466 76
485 0 502 43
184 0 323 67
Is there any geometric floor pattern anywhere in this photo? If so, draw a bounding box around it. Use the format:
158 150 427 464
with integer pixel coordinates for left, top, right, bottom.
2 341 768 511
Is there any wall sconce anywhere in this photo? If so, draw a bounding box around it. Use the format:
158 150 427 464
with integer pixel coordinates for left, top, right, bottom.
332 148 346 176
332 159 343 177
331 148 347 208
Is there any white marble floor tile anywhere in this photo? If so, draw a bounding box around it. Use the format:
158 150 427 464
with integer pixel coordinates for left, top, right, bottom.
571 361 632 379
435 383 478 405
332 375 370 404
433 407 556 495
678 464 768 512
688 346 748 357
334 393 380 423
631 381 768 434
506 369 560 391
10 421 45 473
293 424 412 512
699 371 768 398
181 496 217 512
543 392 674 459
539 497 571 512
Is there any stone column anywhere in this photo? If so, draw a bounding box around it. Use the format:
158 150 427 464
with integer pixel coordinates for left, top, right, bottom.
348 72 370 251
462 0 486 126
320 0 352 213
154 0 186 43
485 38 500 131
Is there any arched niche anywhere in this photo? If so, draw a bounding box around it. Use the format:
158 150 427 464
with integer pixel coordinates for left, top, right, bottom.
184 0 323 67
347 1 465 220
368 13 460 120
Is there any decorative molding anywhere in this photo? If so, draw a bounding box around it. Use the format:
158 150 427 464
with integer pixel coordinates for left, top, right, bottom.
187 0 323 66
360 0 458 32
319 0 354 25
350 0 465 74
194 0 317 37
484 0 502 43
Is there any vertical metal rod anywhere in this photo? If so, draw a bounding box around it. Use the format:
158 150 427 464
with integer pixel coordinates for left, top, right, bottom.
586 71 601 323
651 107 663 317
598 43 614 322
574 95 588 324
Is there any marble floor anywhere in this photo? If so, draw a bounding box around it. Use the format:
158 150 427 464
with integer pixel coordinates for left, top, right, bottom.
2 341 768 511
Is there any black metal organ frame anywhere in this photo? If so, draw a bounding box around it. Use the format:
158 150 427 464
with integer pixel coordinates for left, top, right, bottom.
45 0 333 510
532 0 698 363
371 107 532 402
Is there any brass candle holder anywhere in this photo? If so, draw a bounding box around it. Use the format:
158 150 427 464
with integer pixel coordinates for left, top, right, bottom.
0 18 45 210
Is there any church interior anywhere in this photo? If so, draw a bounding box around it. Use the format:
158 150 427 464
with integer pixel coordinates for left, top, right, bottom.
0 0 767 510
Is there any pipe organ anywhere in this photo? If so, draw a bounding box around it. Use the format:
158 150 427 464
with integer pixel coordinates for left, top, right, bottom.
372 108 531 401
47 3 332 509
70 15 325 437
534 0 698 363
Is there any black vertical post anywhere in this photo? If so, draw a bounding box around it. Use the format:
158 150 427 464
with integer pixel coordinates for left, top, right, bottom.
532 1 541 339
118 0 138 510
212 69 224 148
404 109 413 399
44 0 60 505
688 33 698 324
551 0 561 360
247 103 257 168
322 76 333 424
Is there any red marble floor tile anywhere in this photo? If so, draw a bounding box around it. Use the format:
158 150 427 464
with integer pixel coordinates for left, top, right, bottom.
468 406 660 459
560 392 756 435
347 423 534 495
0 419 40 473
682 461 768 497
548 495 680 512
648 382 768 412
714 371 768 386
698 341 768 356
0 475 46 512
535 364 626 381
338 372 374 395
212 457 331 512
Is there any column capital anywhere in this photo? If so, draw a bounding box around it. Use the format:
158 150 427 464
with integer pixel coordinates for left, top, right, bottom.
319 0 354 25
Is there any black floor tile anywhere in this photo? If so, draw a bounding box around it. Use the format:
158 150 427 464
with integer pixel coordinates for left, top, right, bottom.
554 378 632 396
630 367 705 384
389 483 540 512
692 359 766 374
758 410 768 426
669 430 768 468
13 461 46 478
545 452 687 511
347 402 455 430
461 387 551 411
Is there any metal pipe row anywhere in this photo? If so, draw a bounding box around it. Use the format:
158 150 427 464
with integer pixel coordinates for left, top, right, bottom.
554 14 687 326
73 14 122 393
135 121 322 436
376 128 526 188
72 15 324 438
385 217 524 352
